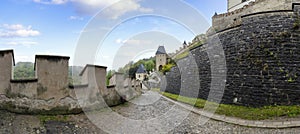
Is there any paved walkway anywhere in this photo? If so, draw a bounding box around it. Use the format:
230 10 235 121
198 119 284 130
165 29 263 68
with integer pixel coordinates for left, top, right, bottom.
161 94 300 129
85 91 300 133
1 90 300 133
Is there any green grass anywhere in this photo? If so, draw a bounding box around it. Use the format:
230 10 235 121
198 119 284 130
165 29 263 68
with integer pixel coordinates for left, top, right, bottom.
38 115 69 124
188 41 203 50
174 51 189 61
159 91 300 120
173 41 204 61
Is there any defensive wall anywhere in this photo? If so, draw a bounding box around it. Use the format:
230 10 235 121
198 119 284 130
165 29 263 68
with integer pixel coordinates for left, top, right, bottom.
163 2 300 107
210 0 300 35
0 50 141 114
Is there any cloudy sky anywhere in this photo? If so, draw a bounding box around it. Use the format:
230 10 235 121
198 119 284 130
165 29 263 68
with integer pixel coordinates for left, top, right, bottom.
0 0 226 69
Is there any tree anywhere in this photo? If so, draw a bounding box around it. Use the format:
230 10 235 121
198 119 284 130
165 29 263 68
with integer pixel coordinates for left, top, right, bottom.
161 64 175 74
106 70 115 86
13 62 35 79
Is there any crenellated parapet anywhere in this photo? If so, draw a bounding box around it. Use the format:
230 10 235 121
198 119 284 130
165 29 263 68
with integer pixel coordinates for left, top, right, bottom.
210 0 300 35
0 50 141 114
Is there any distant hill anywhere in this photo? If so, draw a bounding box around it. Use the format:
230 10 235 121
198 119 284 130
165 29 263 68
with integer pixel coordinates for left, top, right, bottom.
13 62 35 79
13 62 84 85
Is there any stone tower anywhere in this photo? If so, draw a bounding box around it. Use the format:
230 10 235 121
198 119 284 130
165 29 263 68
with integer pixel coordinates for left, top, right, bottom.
155 46 167 71
227 0 255 12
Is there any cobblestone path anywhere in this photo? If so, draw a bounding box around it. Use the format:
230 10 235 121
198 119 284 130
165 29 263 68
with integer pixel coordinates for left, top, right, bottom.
86 91 300 133
1 91 300 133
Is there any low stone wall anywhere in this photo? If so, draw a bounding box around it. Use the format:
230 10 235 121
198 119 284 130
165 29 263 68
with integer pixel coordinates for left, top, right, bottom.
0 52 142 114
9 79 38 98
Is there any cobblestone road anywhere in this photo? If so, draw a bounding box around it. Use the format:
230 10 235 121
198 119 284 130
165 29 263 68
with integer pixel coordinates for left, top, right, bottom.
86 91 300 133
1 91 300 133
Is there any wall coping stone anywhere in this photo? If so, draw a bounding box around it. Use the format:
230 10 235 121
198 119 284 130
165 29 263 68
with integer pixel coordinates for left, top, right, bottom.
10 79 38 83
0 49 15 66
68 84 88 89
79 64 107 76
241 10 293 18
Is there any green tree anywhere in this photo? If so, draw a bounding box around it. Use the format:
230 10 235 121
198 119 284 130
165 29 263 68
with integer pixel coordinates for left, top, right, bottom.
106 70 115 85
161 64 175 74
13 62 35 79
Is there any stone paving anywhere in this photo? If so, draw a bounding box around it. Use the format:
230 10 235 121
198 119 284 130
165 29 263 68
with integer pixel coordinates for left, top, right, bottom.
1 90 300 133
162 95 300 129
86 91 300 133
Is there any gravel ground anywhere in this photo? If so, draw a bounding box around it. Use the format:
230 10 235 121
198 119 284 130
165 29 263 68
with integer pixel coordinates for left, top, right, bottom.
1 91 300 134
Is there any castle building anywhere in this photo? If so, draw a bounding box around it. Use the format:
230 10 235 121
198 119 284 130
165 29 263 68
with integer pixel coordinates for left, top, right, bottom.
155 46 167 71
135 64 147 81
228 0 255 12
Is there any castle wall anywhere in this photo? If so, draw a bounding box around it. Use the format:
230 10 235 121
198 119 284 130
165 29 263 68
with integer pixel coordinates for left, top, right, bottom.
164 6 300 107
80 65 107 95
10 79 38 98
0 50 14 95
211 0 300 34
228 0 256 12
35 55 70 99
0 51 142 114
109 72 123 86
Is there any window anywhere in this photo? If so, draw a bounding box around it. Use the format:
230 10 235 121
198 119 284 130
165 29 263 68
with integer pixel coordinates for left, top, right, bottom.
242 0 247 2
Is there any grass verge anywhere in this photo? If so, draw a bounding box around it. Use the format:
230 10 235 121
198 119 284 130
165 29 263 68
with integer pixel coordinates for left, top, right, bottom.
157 90 300 120
38 115 69 124
174 51 189 61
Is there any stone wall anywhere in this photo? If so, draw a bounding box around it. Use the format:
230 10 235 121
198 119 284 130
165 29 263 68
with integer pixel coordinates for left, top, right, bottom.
0 50 141 114
228 0 256 12
164 5 300 107
35 55 70 100
10 79 38 98
0 50 14 95
211 0 300 35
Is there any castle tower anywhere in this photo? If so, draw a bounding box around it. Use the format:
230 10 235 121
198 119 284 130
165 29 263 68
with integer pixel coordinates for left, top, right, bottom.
156 46 167 71
0 50 15 94
228 0 255 12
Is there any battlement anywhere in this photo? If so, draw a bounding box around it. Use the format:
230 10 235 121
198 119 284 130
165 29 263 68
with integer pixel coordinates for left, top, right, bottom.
0 49 141 114
211 0 300 34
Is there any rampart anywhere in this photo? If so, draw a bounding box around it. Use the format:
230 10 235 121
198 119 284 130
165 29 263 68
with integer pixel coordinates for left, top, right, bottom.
210 0 300 35
163 2 300 107
0 50 141 114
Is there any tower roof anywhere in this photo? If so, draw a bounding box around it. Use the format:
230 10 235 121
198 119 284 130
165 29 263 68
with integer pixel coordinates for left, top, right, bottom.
136 64 147 74
156 46 166 55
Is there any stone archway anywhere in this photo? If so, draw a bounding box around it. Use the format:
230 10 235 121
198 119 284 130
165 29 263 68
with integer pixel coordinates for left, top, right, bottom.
159 65 163 71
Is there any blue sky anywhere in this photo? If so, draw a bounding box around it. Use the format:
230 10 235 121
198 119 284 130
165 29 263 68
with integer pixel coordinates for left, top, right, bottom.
0 0 226 69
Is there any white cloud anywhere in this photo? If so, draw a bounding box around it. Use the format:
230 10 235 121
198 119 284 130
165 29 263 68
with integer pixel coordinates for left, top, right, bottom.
116 39 152 45
15 55 35 63
33 0 68 5
115 38 123 44
102 0 153 19
0 24 40 38
3 24 24 30
33 0 153 19
69 16 84 20
6 41 38 47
